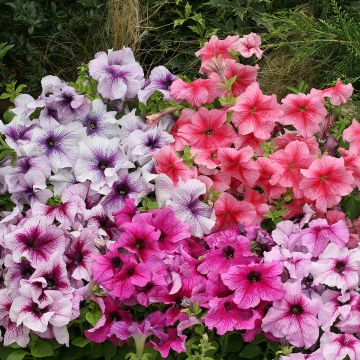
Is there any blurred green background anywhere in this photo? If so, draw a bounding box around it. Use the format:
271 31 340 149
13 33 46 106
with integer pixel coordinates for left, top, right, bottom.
1 0 360 108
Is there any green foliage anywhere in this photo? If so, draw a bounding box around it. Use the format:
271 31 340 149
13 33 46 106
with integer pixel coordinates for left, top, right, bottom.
0 81 27 103
0 0 110 93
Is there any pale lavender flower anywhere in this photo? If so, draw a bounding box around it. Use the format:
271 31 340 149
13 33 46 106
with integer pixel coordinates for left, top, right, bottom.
49 169 77 195
74 137 133 193
118 110 148 145
16 156 51 178
100 169 150 216
40 75 63 97
138 66 176 104
26 121 86 172
89 48 144 100
80 98 120 137
11 94 39 120
48 85 91 123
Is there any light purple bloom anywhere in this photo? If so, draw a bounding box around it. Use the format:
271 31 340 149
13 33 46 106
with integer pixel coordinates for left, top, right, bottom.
89 48 144 100
49 169 77 195
100 169 150 216
47 85 91 123
80 98 120 137
74 137 133 193
26 120 86 172
118 110 148 146
16 156 51 178
11 94 39 120
138 66 176 104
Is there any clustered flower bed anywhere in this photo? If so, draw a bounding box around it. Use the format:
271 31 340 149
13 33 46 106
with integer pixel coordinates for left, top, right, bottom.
0 33 359 360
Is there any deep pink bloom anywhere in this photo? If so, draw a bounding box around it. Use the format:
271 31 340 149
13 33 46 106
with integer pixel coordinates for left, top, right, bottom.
117 220 161 261
170 78 223 107
218 146 259 187
343 119 360 155
204 295 260 335
280 92 327 138
231 82 282 140
300 218 349 257
270 140 314 198
320 332 360 360
152 145 193 185
85 297 131 343
262 281 321 349
170 108 194 151
272 133 320 155
221 262 284 308
235 33 263 59
214 193 256 230
243 189 271 224
311 243 360 292
300 156 354 211
113 198 138 227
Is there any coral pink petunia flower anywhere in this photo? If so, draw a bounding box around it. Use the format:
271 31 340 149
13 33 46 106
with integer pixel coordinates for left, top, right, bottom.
152 145 194 185
170 78 224 107
244 189 271 225
214 193 257 230
234 33 263 59
319 79 354 106
170 108 194 151
262 281 321 349
343 119 360 155
218 146 259 187
338 148 360 188
204 295 261 335
299 156 354 211
177 107 236 150
280 92 327 138
231 82 282 140
221 261 284 309
272 133 320 155
270 140 314 198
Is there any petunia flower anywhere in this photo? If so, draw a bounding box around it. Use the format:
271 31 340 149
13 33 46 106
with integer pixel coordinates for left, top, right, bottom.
343 119 360 155
337 294 360 334
319 79 354 106
80 98 120 138
311 243 360 292
89 48 144 101
319 332 360 360
300 156 354 212
279 92 327 138
221 261 284 308
235 33 263 59
138 66 176 104
230 82 282 140
203 295 260 335
262 281 321 349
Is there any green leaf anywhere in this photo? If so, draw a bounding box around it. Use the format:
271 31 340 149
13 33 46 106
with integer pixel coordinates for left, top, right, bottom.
71 337 91 347
30 340 54 358
0 43 14 62
6 350 28 360
239 344 262 358
85 302 102 326
341 191 360 220
104 342 118 360
226 333 244 352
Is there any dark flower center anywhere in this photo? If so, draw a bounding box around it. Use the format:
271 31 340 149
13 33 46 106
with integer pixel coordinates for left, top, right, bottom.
224 301 231 312
31 303 44 316
98 161 108 171
246 271 261 283
89 121 97 130
135 239 145 250
302 274 313 288
109 312 121 322
238 223 247 236
290 304 303 315
46 276 56 289
47 137 56 148
143 283 154 292
62 93 74 104
159 232 166 242
74 253 83 265
336 261 346 273
21 264 34 279
117 183 130 196
111 256 123 269
127 267 135 277
222 245 235 259
25 240 35 250
146 136 159 150
205 129 213 136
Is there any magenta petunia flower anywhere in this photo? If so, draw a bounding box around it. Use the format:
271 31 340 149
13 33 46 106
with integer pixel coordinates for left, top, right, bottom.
204 295 261 335
311 243 360 292
262 281 321 349
4 217 66 266
221 261 284 308
113 198 138 227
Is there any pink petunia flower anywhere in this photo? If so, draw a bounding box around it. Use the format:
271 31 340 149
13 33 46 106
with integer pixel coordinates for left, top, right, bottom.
319 332 360 360
262 281 321 349
218 146 259 187
243 189 271 225
343 119 360 155
214 193 256 230
299 156 354 212
170 108 194 151
203 295 260 335
320 79 354 106
231 82 282 140
339 148 360 189
177 107 236 150
235 33 263 59
152 145 194 185
279 92 327 138
170 78 224 107
337 294 360 334
221 262 284 308
311 243 360 292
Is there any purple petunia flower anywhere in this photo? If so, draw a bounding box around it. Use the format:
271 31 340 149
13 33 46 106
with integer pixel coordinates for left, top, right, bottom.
26 120 86 172
89 48 144 101
80 99 120 138
118 110 148 146
47 85 91 123
100 169 150 216
138 66 177 104
74 137 133 193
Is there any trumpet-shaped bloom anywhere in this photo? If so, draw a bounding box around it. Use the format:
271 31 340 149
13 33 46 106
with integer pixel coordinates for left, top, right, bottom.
221 262 284 308
321 79 354 106
343 119 360 155
235 33 263 59
300 156 354 211
319 332 360 360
